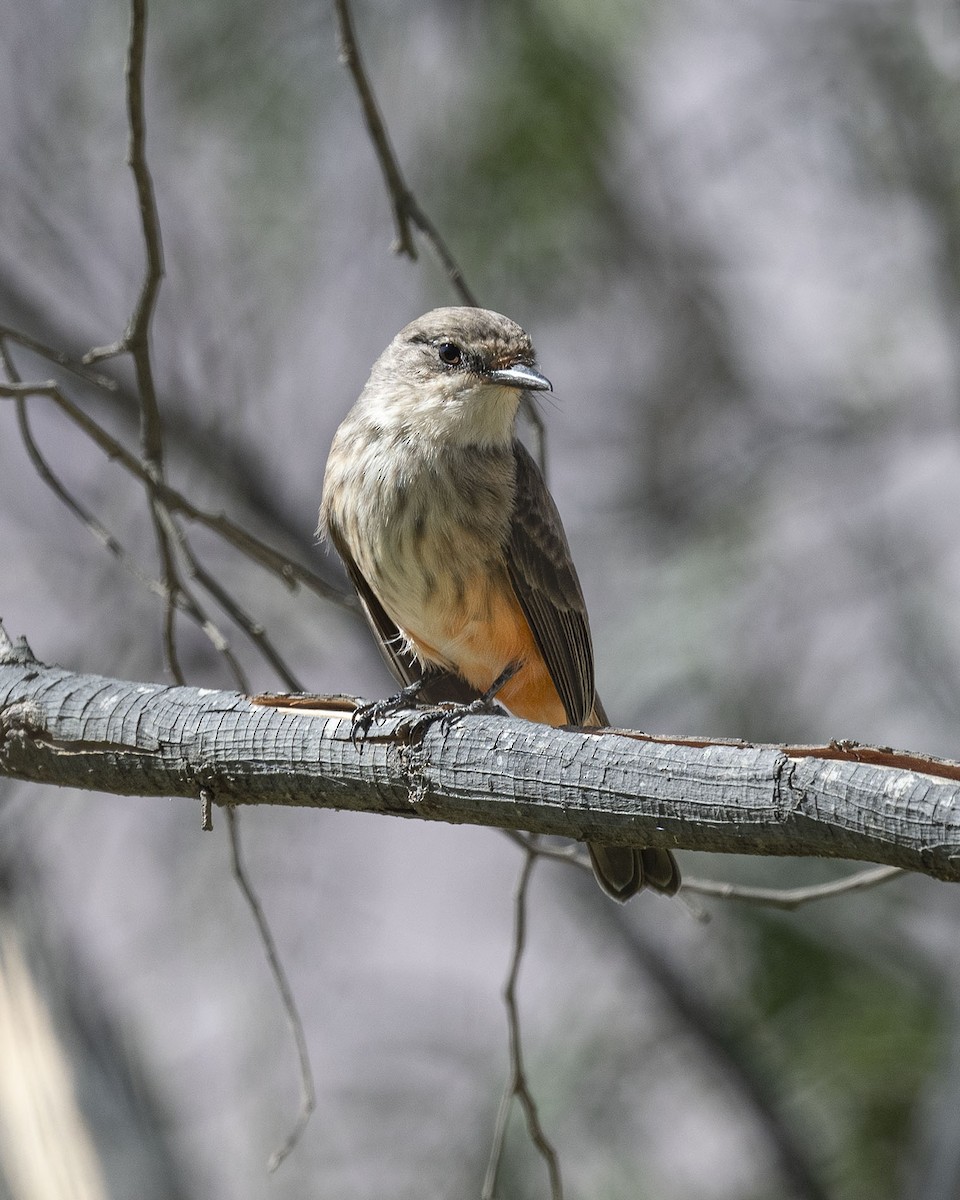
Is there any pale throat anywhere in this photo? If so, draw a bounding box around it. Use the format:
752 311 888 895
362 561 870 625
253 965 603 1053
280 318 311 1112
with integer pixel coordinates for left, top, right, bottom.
359 377 522 448
428 382 520 448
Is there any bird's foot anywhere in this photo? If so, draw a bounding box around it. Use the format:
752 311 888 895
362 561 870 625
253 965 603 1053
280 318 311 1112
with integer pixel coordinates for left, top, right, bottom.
353 697 469 745
350 663 521 745
350 679 427 746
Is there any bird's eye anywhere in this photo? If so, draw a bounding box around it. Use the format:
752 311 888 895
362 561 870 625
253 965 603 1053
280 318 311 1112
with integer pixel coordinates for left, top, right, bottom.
437 342 462 366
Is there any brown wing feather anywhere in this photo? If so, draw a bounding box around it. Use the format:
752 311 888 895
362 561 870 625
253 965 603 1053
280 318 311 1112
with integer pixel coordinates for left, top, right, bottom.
506 441 596 726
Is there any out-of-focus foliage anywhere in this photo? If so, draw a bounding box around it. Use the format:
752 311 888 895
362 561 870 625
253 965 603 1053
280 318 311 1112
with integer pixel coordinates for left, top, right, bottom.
3 0 960 1197
744 910 942 1199
430 0 627 299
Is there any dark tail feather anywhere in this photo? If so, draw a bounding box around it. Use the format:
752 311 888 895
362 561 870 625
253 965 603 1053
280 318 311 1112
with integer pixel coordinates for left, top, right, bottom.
578 700 682 900
587 843 681 902
640 847 682 895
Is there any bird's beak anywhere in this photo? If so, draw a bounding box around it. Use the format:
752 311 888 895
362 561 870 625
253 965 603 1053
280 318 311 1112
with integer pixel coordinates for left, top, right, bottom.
486 363 553 392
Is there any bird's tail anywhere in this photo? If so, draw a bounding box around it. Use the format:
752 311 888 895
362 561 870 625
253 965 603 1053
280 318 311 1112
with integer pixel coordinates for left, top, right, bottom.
586 699 681 902
587 843 681 901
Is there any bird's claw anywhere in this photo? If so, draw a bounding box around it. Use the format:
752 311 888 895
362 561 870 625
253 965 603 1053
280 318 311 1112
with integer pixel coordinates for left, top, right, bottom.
351 689 419 746
350 672 440 746
400 694 507 739
350 663 519 747
350 693 503 747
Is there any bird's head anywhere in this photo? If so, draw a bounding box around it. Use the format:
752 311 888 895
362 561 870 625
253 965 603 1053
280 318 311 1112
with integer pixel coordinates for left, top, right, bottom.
359 306 552 447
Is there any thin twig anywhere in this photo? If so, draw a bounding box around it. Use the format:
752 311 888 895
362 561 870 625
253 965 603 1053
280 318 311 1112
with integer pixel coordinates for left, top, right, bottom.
1 343 186 658
332 0 474 301
682 865 905 909
85 0 166 382
3 343 290 690
504 832 904 910
11 388 145 582
122 0 165 463
8 410 256 679
225 807 316 1171
1 335 125 558
402 194 480 308
83 0 186 678
330 0 546 461
0 324 119 390
123 0 185 679
483 843 563 1200
200 786 214 832
503 831 581 862
175 535 304 692
0 380 353 608
154 529 186 681
151 502 249 690
108 5 311 1159
331 0 417 260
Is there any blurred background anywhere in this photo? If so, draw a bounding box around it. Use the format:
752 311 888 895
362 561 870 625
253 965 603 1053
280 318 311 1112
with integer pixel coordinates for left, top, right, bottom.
2 0 960 1196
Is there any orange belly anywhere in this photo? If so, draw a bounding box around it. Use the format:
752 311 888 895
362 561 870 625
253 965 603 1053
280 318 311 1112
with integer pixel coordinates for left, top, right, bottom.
401 573 569 726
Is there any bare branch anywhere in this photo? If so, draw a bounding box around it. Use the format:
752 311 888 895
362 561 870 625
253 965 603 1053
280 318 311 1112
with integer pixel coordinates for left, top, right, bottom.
0 324 119 391
483 844 563 1200
2 339 128 564
682 865 905 909
331 0 416 260
175 538 304 692
402 196 481 309
150 502 250 689
223 807 316 1172
11 394 169 604
79 0 272 689
121 0 179 676
78 0 182 676
505 832 906 910
3 644 960 880
1 345 248 687
0 379 352 609
332 0 475 302
85 0 165 446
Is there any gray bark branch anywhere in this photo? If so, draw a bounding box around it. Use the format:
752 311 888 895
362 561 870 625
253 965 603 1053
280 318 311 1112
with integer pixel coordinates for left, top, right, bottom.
2 630 959 882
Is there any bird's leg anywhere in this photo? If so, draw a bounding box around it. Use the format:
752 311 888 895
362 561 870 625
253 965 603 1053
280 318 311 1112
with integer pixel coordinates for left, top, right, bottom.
430 660 522 733
467 660 522 712
350 677 428 746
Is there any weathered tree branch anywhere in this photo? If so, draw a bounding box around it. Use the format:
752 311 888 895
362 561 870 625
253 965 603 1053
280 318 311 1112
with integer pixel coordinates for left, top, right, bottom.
1 627 959 880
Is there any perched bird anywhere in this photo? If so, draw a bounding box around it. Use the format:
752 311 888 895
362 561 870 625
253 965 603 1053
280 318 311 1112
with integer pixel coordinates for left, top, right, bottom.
320 306 680 900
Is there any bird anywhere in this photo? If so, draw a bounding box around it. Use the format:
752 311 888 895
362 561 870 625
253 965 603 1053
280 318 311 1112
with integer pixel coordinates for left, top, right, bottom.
319 306 680 900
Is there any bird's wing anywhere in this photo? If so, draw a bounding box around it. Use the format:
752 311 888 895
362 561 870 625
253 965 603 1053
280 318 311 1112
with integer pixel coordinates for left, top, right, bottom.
327 522 479 705
506 441 597 726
